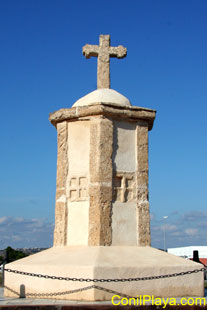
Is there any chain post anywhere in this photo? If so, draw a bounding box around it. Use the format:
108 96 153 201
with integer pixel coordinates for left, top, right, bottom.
2 263 5 287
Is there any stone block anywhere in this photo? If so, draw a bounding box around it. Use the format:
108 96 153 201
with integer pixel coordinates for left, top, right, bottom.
4 247 204 301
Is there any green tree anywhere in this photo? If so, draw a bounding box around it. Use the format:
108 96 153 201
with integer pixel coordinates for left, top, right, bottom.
5 246 28 263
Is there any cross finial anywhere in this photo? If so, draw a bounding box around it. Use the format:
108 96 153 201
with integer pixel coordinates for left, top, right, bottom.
82 35 127 89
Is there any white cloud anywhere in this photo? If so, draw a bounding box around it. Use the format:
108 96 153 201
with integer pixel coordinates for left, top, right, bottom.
0 216 9 224
163 224 177 232
171 231 182 237
151 210 207 249
14 217 25 223
184 228 198 236
1 211 206 250
0 216 54 249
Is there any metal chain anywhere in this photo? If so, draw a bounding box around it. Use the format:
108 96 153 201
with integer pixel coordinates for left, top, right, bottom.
25 285 132 299
4 266 206 282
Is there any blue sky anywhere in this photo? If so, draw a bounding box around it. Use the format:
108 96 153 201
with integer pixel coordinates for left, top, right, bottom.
0 0 207 249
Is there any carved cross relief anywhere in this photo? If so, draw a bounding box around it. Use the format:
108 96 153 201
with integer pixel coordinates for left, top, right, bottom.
113 173 135 202
69 177 88 201
82 34 127 89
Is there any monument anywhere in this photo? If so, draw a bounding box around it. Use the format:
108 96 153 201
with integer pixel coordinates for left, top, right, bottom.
52 34 152 248
4 35 204 301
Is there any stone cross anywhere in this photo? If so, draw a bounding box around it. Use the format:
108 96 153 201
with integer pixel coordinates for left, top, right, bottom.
82 35 127 89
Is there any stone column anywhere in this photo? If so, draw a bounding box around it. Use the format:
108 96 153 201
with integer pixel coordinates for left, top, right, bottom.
53 121 68 246
88 117 113 245
49 103 156 247
136 122 150 246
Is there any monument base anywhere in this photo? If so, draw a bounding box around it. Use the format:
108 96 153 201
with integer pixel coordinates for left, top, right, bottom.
4 246 204 301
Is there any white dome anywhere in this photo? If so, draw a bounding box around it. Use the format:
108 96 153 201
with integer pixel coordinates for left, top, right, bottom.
73 88 131 107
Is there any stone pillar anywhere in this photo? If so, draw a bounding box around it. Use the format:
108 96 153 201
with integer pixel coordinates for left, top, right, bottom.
136 122 150 246
111 120 138 245
49 102 156 247
89 117 113 245
53 121 68 246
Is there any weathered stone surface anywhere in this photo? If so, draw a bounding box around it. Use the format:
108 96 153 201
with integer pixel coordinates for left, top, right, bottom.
137 201 151 246
83 35 126 89
136 123 150 246
88 185 112 246
89 118 113 245
49 108 76 126
49 103 156 130
90 118 113 183
53 122 68 246
51 114 152 248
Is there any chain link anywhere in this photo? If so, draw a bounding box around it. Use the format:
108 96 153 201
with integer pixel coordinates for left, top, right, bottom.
4 266 206 282
3 267 206 300
25 285 132 299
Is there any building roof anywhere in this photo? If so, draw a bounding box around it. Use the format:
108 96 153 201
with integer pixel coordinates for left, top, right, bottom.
168 246 207 260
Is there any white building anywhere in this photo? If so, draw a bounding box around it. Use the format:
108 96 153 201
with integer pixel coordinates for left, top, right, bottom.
168 246 207 263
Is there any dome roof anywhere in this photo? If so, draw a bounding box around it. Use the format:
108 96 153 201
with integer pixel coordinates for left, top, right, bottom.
73 88 131 107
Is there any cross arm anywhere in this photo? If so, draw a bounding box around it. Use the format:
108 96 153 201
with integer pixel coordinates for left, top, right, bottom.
82 44 99 59
109 46 127 58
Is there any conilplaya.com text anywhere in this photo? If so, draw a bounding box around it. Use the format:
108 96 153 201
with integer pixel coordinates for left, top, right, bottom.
111 295 206 308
